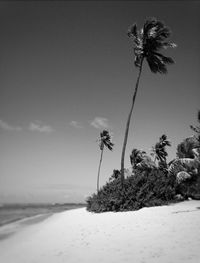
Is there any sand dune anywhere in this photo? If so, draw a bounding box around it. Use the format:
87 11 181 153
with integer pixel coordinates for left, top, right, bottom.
0 200 200 263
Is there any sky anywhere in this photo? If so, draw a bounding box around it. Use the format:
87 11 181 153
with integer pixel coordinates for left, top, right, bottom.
0 1 199 203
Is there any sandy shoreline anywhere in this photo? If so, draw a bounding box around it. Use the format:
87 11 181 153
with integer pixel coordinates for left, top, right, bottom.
0 213 53 241
0 200 200 263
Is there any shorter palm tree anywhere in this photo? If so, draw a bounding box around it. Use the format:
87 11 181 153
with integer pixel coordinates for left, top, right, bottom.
97 130 114 193
151 134 171 167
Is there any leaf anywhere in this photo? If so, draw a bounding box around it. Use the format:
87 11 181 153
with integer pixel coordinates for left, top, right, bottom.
127 23 137 38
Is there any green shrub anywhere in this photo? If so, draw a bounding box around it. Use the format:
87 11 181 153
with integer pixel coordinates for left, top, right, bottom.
86 169 177 213
176 172 200 199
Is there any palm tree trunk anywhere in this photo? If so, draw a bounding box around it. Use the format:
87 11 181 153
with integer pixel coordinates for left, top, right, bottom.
120 60 144 185
97 147 104 193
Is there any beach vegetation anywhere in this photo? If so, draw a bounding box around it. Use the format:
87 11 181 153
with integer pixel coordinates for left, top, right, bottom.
87 110 200 212
87 168 177 213
151 134 171 172
87 18 200 213
176 136 199 159
87 164 200 213
130 149 156 173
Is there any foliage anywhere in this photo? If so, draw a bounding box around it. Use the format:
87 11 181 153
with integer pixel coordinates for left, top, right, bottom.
151 134 171 165
176 136 199 158
134 156 156 173
127 17 176 72
97 130 114 151
109 169 121 182
130 149 147 169
176 171 191 184
89 123 200 213
130 149 156 175
176 172 200 200
86 169 177 213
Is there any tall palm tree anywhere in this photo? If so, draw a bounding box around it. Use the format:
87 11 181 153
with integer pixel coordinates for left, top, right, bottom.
151 134 171 166
120 17 176 184
97 130 114 193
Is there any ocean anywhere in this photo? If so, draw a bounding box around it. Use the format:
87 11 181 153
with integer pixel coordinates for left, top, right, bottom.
0 203 86 227
0 203 86 241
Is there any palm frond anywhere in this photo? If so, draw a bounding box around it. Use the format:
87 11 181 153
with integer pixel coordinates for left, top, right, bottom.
99 129 114 151
159 134 171 146
146 54 167 74
198 110 200 123
128 17 176 73
143 17 158 36
104 140 114 151
128 23 143 48
151 134 171 164
160 134 167 140
162 42 177 49
127 24 137 38
154 27 171 40
153 52 174 65
190 125 200 134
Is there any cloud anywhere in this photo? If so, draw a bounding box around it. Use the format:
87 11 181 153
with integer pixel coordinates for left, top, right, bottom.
70 121 83 129
0 119 22 131
90 117 110 129
29 121 54 133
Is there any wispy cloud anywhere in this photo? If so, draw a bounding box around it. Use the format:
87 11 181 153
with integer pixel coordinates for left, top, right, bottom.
90 117 110 129
0 120 22 131
70 121 83 129
29 121 54 133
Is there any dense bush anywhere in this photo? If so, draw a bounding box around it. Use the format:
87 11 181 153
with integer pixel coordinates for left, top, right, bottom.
86 169 178 213
176 136 199 158
176 172 200 200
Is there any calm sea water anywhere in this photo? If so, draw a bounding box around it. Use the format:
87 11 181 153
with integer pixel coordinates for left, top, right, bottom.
0 203 86 227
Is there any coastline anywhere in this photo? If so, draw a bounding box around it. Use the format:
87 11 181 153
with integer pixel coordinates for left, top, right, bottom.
0 200 200 263
0 203 86 227
0 204 86 241
0 213 53 241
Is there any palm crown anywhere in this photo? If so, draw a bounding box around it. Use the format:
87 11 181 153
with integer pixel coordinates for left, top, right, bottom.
127 17 176 73
98 130 114 151
151 134 171 163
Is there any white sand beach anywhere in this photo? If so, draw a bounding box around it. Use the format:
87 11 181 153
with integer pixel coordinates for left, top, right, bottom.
0 200 200 263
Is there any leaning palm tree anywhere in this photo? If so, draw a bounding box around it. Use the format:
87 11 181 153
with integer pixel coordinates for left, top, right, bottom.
120 17 176 184
97 130 114 193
